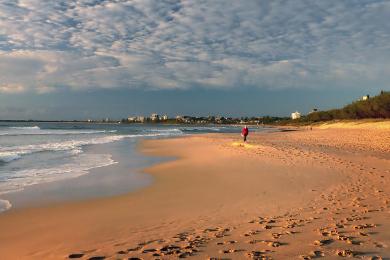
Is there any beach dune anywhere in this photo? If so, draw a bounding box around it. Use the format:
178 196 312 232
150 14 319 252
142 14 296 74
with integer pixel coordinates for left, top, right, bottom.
0 127 389 259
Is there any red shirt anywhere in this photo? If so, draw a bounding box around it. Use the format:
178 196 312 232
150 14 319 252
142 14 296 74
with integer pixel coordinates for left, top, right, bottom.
242 127 249 136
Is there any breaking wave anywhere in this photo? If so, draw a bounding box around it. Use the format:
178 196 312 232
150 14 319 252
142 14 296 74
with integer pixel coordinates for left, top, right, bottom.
0 126 117 136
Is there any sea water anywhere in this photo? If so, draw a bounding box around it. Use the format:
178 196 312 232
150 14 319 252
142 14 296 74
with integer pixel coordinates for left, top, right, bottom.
0 122 254 212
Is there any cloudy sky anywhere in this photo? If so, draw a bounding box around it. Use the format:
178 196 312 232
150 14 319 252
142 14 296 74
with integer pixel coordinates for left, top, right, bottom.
0 0 389 119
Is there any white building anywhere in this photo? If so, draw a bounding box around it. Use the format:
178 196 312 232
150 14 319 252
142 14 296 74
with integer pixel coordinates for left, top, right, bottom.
362 95 370 101
150 113 159 121
291 111 301 120
161 114 168 121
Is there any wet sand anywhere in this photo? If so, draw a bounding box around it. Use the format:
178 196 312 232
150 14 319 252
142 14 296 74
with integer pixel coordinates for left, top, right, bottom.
1 138 156 209
0 126 389 259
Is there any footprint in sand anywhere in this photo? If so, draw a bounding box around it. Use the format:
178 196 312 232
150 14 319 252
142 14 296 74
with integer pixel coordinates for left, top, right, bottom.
335 223 345 228
267 241 283 247
271 232 282 239
127 246 142 252
244 230 262 237
263 225 275 230
336 235 351 241
246 250 272 259
374 242 387 248
311 250 325 257
369 256 383 260
142 248 157 254
319 230 332 237
68 253 84 259
346 239 363 245
220 248 245 254
353 223 376 229
335 249 361 258
300 252 324 260
313 239 333 246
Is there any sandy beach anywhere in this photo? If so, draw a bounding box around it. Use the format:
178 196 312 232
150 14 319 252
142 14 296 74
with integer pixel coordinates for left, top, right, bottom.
0 125 389 259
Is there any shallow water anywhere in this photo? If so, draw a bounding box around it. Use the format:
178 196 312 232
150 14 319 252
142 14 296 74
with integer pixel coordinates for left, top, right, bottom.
0 122 269 212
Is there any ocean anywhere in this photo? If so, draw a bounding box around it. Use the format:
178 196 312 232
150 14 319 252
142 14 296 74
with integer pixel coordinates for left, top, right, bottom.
0 122 266 212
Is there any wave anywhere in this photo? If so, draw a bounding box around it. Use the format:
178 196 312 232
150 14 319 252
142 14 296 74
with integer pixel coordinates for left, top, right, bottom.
9 126 40 130
0 154 21 163
0 131 183 163
144 128 183 133
181 127 223 132
0 153 117 197
0 199 12 212
0 127 187 212
0 135 125 163
0 126 117 136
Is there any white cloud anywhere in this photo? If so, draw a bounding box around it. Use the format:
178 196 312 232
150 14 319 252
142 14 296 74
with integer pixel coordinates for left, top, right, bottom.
0 0 389 93
0 83 25 93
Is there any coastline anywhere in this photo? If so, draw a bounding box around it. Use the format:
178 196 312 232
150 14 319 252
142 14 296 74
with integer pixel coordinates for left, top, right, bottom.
0 128 389 259
0 138 157 210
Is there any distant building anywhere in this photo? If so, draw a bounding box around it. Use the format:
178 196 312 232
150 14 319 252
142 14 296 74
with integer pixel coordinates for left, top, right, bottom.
137 116 145 123
161 114 168 121
291 111 301 120
150 113 159 121
127 116 136 122
362 95 370 101
177 116 193 123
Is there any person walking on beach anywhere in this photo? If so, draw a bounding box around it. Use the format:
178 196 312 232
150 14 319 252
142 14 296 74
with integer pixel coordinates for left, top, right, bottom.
241 125 249 142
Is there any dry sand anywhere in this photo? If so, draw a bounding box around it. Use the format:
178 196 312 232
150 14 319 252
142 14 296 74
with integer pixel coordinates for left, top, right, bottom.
316 119 390 130
0 127 389 259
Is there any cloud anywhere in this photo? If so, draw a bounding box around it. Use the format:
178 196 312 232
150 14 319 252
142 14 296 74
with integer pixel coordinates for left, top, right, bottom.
0 83 25 93
0 0 389 93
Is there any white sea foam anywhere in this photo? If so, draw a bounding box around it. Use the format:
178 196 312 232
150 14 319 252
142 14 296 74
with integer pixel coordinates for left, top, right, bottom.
182 127 223 131
0 135 125 163
144 128 184 135
9 126 40 130
0 153 22 163
147 128 182 132
0 153 117 196
0 130 181 184
0 127 186 212
0 131 183 163
0 127 117 136
0 199 12 212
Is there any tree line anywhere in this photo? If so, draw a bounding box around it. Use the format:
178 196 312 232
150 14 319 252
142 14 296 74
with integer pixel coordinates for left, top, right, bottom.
303 91 390 122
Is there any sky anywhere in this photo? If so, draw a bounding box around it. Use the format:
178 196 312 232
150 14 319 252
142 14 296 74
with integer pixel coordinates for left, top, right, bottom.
0 0 389 120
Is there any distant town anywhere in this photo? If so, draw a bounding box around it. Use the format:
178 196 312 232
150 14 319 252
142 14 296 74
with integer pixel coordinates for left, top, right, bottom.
2 93 385 125
87 93 381 125
88 114 289 125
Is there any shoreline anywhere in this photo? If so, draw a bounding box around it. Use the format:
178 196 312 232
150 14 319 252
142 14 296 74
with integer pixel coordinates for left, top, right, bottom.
0 125 271 212
0 138 158 212
0 128 389 259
